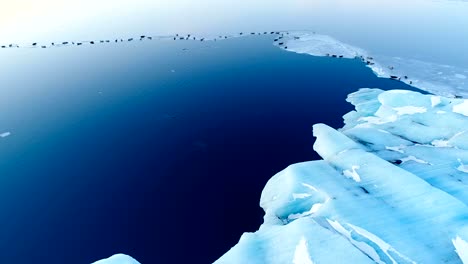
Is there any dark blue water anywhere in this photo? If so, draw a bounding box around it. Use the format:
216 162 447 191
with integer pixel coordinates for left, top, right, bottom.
0 36 419 264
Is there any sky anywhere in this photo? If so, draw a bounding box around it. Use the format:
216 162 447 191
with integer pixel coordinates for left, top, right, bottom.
0 0 467 66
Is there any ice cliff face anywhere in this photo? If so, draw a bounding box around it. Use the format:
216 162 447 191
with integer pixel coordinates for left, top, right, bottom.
215 89 468 264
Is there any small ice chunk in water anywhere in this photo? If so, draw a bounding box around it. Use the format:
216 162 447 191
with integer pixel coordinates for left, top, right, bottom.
0 132 11 138
92 254 140 264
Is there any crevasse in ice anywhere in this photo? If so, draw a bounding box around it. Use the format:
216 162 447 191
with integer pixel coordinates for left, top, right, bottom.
215 88 468 264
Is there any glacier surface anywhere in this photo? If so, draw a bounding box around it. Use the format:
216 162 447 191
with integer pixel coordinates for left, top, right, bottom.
277 31 468 99
215 88 468 264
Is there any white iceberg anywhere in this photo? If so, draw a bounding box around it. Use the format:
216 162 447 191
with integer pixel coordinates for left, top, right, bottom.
215 88 468 264
92 254 140 264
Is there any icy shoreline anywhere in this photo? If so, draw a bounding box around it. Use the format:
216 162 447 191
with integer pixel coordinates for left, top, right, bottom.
94 89 468 264
276 31 468 98
2 30 466 98
55 30 468 263
215 88 468 264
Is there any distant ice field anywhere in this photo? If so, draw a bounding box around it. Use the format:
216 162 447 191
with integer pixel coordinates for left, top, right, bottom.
2 29 466 98
277 31 468 98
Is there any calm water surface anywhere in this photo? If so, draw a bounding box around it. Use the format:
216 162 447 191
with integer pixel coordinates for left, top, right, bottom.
0 36 419 263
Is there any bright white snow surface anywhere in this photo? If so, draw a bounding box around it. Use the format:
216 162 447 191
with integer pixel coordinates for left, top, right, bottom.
277 31 468 98
215 89 468 264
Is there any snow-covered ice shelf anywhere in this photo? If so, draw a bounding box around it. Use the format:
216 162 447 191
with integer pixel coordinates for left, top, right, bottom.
276 31 468 98
215 88 468 264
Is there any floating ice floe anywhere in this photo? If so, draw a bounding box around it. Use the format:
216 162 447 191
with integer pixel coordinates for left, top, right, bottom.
92 254 140 264
215 88 468 264
274 32 367 59
277 31 468 98
0 131 11 138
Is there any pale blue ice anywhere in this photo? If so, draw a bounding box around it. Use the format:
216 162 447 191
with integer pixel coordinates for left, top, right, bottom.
94 88 468 264
215 89 468 264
